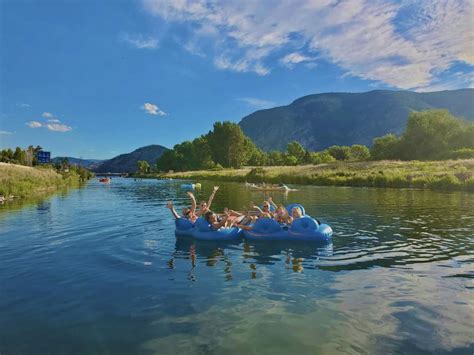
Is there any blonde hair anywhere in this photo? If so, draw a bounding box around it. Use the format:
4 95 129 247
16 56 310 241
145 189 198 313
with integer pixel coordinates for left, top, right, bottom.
291 206 303 218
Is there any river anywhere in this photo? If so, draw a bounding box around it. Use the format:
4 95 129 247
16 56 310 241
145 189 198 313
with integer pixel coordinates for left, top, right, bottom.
1 178 473 354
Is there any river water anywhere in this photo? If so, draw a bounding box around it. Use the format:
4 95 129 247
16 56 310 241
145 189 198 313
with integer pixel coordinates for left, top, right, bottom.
0 178 473 354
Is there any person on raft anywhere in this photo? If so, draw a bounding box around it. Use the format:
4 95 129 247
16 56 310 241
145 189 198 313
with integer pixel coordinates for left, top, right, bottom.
205 211 231 230
166 191 198 222
251 200 273 218
291 206 304 219
196 186 219 217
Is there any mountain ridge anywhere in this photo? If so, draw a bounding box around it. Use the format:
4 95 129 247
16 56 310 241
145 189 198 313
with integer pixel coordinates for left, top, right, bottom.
93 144 169 173
239 88 474 151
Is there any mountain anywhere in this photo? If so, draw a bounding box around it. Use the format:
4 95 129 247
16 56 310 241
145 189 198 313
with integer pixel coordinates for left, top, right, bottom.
93 145 169 173
239 89 474 151
52 157 104 170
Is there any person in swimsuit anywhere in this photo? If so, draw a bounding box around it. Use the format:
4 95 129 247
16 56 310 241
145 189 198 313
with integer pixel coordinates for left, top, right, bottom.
166 191 198 222
251 200 273 219
204 211 230 230
166 201 197 223
196 186 219 217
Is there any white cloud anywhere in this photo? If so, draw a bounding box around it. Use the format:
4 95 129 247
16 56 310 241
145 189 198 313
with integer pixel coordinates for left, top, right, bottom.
280 52 317 68
17 103 31 108
46 123 72 132
141 102 167 116
26 115 73 132
121 33 159 49
26 121 43 128
0 130 12 135
237 97 276 109
142 0 474 89
42 112 54 118
183 41 206 57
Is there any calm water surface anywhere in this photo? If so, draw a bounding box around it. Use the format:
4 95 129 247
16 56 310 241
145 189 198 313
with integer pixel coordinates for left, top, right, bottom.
1 178 473 354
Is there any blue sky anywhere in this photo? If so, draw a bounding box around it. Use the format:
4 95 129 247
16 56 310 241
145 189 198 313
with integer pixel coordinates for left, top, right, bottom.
1 0 473 159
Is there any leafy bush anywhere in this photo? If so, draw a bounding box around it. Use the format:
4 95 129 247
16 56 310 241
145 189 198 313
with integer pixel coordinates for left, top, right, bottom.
448 148 474 160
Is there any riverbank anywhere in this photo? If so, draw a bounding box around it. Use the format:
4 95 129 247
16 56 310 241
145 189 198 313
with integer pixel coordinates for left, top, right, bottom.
0 163 87 200
143 159 474 191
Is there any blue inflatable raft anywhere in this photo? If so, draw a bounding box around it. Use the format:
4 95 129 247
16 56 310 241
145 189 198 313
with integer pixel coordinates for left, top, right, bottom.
175 217 241 241
174 204 333 243
242 217 332 242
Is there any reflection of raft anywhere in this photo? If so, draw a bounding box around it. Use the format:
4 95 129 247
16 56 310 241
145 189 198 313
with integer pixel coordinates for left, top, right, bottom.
99 178 110 183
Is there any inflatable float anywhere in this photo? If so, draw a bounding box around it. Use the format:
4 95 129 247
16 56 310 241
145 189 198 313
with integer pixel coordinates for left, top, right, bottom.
174 204 333 243
246 182 298 192
175 217 241 241
242 217 332 242
180 182 201 190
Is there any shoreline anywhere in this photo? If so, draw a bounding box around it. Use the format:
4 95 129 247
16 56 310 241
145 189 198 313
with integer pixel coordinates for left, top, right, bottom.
136 159 474 192
0 163 88 202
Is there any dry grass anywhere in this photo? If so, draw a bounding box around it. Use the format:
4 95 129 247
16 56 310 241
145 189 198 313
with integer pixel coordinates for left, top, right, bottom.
158 159 474 191
0 163 82 197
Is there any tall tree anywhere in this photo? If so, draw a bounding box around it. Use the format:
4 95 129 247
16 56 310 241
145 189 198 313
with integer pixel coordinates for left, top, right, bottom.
287 141 306 163
137 160 150 174
207 121 256 168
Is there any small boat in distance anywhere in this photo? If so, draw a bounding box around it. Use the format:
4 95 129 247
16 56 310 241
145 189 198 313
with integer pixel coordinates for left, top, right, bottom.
245 182 298 192
99 178 111 183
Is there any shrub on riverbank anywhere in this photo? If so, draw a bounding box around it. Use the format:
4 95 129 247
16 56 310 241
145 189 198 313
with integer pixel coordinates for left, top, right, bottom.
0 163 87 198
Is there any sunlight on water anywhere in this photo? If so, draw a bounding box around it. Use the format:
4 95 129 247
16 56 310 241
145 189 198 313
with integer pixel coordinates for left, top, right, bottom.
0 178 473 354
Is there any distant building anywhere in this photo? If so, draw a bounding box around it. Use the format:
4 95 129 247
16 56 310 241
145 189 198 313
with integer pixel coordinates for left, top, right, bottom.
36 151 51 164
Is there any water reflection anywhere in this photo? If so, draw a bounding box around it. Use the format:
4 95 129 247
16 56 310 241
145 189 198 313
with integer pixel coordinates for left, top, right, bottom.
1 178 473 354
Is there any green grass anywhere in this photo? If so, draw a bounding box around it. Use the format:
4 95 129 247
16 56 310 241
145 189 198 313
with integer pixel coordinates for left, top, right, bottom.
150 159 474 191
0 163 85 198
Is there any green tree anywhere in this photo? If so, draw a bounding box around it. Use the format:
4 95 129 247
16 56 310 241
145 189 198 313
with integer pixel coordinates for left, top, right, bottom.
283 154 298 166
137 160 150 174
267 151 285 166
0 148 14 163
156 150 179 172
248 148 267 166
287 141 306 163
371 134 400 160
13 147 27 165
327 145 352 160
310 151 336 165
349 145 370 161
398 110 464 160
207 121 256 168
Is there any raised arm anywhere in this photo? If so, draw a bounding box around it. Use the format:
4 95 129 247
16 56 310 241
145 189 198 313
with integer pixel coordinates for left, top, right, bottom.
207 186 219 210
186 191 197 213
166 201 180 219
267 197 278 210
251 203 264 214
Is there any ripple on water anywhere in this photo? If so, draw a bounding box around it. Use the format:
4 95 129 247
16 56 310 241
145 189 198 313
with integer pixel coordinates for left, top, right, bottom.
0 179 473 354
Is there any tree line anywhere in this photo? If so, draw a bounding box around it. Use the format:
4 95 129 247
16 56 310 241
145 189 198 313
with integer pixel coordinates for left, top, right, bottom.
0 145 43 166
0 146 94 181
154 110 474 172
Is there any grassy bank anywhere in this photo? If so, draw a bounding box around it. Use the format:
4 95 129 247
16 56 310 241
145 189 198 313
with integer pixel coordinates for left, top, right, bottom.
0 163 86 199
149 159 474 191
